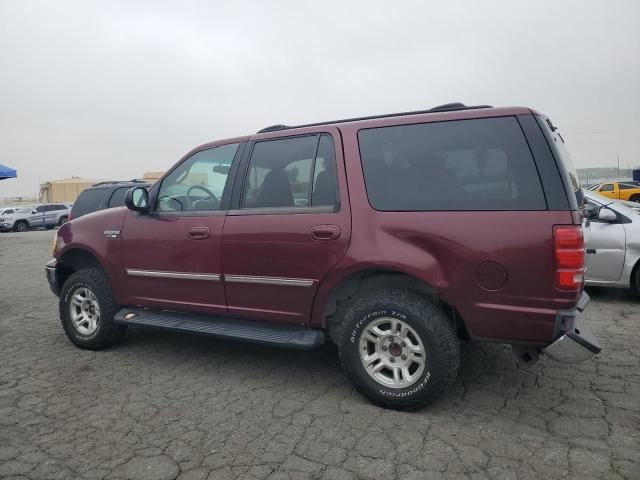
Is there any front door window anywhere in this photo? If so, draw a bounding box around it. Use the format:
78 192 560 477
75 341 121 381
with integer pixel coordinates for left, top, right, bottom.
157 143 240 212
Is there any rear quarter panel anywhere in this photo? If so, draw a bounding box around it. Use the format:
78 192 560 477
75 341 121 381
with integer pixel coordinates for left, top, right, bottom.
318 111 580 344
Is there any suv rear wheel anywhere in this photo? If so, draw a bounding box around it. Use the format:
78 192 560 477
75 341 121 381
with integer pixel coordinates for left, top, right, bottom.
58 216 68 226
59 268 127 350
334 288 460 410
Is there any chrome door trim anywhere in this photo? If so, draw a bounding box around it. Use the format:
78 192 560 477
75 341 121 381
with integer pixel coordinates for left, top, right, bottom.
126 269 221 281
223 275 314 287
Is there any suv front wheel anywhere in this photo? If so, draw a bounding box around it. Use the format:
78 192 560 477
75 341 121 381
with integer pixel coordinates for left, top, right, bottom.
334 288 460 410
59 268 127 350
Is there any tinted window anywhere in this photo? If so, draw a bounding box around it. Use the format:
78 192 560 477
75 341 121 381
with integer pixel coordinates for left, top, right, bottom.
243 135 338 209
71 189 107 218
358 117 547 211
157 143 239 212
619 183 637 190
35 206 47 213
108 187 130 208
599 184 614 192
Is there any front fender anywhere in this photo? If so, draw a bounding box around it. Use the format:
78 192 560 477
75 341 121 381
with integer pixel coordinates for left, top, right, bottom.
55 207 129 302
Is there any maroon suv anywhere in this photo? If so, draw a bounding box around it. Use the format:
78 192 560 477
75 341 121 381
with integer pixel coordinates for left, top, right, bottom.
46 103 600 410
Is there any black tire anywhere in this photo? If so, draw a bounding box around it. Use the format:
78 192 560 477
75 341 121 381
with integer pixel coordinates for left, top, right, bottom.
630 194 640 203
14 220 28 232
59 268 127 350
333 288 460 410
58 216 68 226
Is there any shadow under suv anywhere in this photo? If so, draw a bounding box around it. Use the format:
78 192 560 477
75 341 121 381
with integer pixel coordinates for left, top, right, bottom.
45 103 600 410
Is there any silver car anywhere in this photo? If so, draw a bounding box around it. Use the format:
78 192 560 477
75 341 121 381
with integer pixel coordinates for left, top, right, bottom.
0 204 69 232
583 190 640 294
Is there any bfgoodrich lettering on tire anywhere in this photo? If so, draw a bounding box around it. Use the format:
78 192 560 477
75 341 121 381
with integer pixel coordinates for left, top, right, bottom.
59 268 127 350
335 288 460 410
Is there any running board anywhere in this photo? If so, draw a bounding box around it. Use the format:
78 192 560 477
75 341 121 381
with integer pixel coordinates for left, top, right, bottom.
114 307 325 350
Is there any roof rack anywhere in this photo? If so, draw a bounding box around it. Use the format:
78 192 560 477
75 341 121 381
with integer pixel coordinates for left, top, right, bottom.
256 103 492 134
91 179 149 186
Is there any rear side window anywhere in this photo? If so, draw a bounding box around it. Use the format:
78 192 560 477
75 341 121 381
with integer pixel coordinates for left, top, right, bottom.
619 183 637 190
358 117 547 211
108 187 130 208
72 189 106 217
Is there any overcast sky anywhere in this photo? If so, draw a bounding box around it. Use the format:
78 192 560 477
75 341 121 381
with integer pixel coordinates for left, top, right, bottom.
1 0 639 198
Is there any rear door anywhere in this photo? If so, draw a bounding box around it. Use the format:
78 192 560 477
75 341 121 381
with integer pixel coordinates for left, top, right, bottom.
222 129 351 324
119 141 243 315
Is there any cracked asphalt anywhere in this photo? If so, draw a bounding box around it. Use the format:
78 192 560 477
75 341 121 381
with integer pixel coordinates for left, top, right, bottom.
1 229 638 480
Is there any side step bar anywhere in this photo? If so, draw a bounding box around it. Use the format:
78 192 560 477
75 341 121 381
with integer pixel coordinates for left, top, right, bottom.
114 307 325 350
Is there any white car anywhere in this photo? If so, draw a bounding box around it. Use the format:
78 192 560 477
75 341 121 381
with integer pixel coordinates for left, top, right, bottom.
583 190 640 294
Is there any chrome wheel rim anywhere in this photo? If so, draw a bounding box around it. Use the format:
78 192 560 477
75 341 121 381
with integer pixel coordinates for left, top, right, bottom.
359 317 426 389
69 287 100 335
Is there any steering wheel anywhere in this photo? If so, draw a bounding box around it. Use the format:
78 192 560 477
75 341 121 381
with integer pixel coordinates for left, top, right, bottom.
186 185 219 209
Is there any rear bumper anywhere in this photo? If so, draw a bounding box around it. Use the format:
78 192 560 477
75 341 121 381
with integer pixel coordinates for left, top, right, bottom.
45 258 59 296
543 291 601 363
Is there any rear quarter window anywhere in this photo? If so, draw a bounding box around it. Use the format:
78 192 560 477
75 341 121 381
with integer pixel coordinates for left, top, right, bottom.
71 188 107 218
357 117 547 211
108 187 131 208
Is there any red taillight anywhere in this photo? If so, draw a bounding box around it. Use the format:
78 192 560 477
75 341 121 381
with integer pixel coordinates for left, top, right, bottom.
554 226 585 291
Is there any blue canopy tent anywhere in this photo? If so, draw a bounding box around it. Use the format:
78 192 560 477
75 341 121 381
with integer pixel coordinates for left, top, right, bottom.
0 164 17 180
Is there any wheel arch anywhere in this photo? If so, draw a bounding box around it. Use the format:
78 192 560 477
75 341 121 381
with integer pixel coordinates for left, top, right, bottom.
630 256 640 293
313 266 470 341
57 247 108 291
316 265 458 322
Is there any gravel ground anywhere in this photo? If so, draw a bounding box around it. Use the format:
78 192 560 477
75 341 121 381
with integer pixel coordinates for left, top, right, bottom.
0 229 638 480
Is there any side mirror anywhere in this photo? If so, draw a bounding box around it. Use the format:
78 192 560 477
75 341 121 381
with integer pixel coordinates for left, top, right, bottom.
31 209 37 214
598 207 617 222
125 187 150 213
584 203 599 220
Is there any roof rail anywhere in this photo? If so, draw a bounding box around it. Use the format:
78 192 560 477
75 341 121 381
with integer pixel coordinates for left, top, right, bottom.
257 124 289 134
91 179 149 186
255 103 492 134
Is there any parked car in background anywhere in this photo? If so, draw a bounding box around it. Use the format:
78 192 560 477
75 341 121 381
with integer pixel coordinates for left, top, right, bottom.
589 182 640 202
0 206 33 232
583 190 640 294
69 180 152 220
0 204 69 232
46 103 600 410
0 206 22 216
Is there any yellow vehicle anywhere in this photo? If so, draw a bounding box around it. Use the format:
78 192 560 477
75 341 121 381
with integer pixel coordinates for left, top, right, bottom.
592 182 640 202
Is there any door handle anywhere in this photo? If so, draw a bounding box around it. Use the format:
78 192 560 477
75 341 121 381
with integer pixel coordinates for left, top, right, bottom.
310 225 341 241
187 226 210 240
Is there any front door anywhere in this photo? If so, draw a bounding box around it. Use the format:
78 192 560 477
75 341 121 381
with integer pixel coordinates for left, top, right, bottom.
584 205 626 282
120 141 243 315
222 129 351 324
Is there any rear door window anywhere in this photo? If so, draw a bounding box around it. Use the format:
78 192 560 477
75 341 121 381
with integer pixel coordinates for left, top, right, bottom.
358 117 547 211
242 134 338 209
